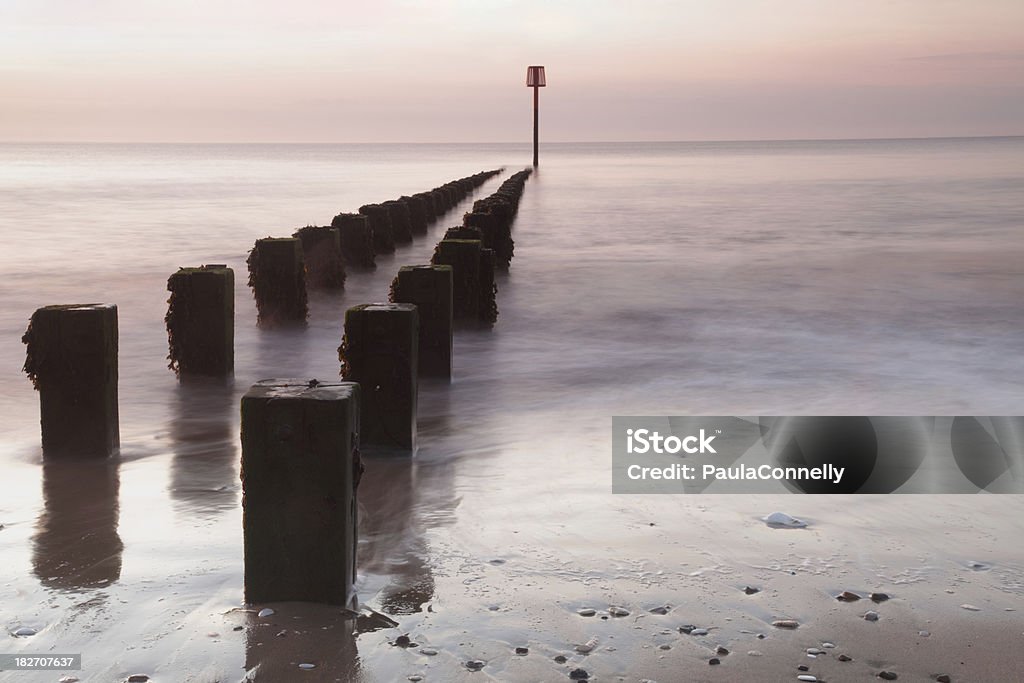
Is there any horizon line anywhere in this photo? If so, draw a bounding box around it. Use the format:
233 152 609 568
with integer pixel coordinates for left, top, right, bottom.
1 134 1022 146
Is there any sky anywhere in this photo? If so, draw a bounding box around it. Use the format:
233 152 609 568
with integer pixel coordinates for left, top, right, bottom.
1 0 1022 142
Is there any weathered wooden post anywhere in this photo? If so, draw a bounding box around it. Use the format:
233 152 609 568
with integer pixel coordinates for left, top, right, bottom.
400 195 429 236
240 379 361 606
339 304 418 451
331 213 375 268
478 247 498 324
246 237 308 326
431 239 482 321
293 226 345 289
359 204 396 254
22 304 119 457
390 265 453 378
444 225 484 241
381 200 413 244
411 192 437 225
166 265 234 376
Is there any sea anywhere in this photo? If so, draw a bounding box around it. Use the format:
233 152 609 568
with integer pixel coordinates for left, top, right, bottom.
1 138 1023 681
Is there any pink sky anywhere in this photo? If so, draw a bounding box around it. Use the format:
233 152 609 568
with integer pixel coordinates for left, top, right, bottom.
1 0 1022 142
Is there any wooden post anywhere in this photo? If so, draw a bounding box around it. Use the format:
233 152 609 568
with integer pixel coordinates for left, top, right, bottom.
431 239 482 321
401 195 429 235
390 265 453 378
382 200 413 244
411 192 437 224
166 265 234 376
359 204 396 254
246 237 308 326
478 247 498 324
331 213 375 268
22 304 119 458
293 226 346 289
340 304 418 451
240 379 361 606
444 225 483 241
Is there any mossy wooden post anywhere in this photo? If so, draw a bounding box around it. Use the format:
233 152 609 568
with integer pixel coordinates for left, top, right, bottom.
241 379 361 606
166 265 234 376
478 248 498 324
22 304 118 458
381 200 413 244
359 204 395 254
331 213 375 268
401 195 429 235
411 192 437 224
247 237 308 326
431 239 482 321
340 304 418 451
294 226 345 289
390 266 453 378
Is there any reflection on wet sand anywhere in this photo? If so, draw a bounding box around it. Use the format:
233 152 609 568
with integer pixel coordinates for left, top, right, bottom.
244 604 362 681
32 458 123 590
168 376 238 516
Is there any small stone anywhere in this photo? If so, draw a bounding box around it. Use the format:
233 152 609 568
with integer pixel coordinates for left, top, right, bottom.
678 624 696 634
608 606 630 617
837 591 861 602
936 675 952 683
659 644 671 650
395 634 412 647
257 608 275 618
466 660 485 671
577 608 596 617
233 625 244 631
59 677 80 683
798 664 809 671
806 648 824 655
275 630 287 637
772 619 799 629
870 592 890 602
747 650 763 656
554 655 567 663
576 637 598 653
822 642 836 648
744 586 761 595
515 647 529 655
408 677 423 682
757 633 766 639
569 669 590 680
838 654 853 662
763 511 807 528
919 630 930 637
864 611 880 621
967 560 990 570
798 677 817 683
716 646 729 655
127 677 150 683
298 663 315 670
691 628 709 636
878 672 898 680
649 606 670 615
708 658 721 665
420 648 438 656
12 627 37 637
960 604 981 611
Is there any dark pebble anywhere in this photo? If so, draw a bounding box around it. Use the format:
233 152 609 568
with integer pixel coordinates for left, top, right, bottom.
744 586 760 595
569 669 590 680
836 591 861 602
649 606 670 615
798 665 809 671
515 647 529 655
870 592 891 603
757 634 766 639
878 672 898 680
936 676 952 683
709 657 721 666
554 655 567 664
127 677 149 683
395 635 411 647
838 654 853 662
233 625 244 631
679 625 696 634
716 646 729 656
465 660 484 671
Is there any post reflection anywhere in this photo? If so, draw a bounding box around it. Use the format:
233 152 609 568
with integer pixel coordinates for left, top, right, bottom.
32 458 123 590
168 376 238 516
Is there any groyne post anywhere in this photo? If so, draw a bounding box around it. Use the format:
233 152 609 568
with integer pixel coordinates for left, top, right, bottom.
390 265 453 378
246 237 308 326
166 265 234 376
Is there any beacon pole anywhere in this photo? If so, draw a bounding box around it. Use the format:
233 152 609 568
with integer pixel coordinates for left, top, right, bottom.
526 66 546 168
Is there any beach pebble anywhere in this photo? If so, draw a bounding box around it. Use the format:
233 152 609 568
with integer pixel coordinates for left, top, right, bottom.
576 637 598 653
763 512 807 528
708 657 721 665
716 646 729 655
678 624 696 634
691 628 709 636
659 644 671 650
822 642 836 648
298 663 315 670
798 676 817 682
878 672 898 680
967 560 990 570
936 675 952 683
408 677 423 682
837 654 853 662
864 611 880 621
960 604 981 611
233 625 244 631
747 650 763 657
515 646 529 655
58 678 79 683
569 669 590 680
577 608 596 617
798 665 809 671
772 619 800 629
744 586 761 595
420 648 438 656
554 655 567 663
465 660 485 671
394 635 412 647
757 633 766 639
919 630 930 637
12 627 37 637
126 676 150 683
870 592 891 602
837 591 861 602
649 605 670 615
608 606 630 617
806 647 824 655
257 608 275 618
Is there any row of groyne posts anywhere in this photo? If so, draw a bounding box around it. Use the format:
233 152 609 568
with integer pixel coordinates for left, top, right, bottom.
21 167 533 606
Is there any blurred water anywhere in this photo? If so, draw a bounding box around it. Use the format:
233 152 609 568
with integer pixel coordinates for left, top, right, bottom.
1 138 1024 680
